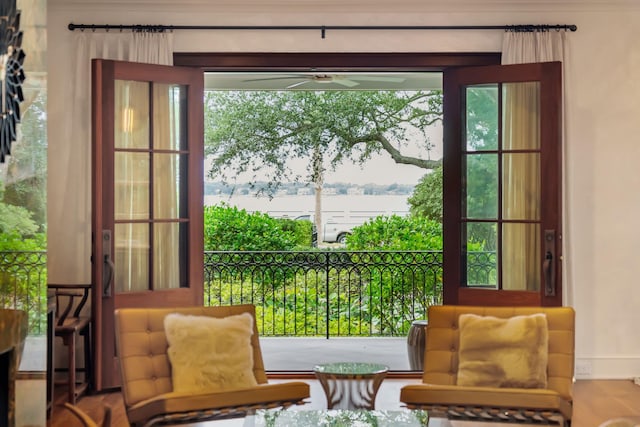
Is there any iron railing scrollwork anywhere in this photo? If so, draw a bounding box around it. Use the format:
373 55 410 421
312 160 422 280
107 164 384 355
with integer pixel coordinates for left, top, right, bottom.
0 251 47 334
204 250 445 338
1 249 497 338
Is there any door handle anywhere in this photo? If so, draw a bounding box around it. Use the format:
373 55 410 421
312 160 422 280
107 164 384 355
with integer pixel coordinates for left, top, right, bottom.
543 230 556 297
102 230 114 297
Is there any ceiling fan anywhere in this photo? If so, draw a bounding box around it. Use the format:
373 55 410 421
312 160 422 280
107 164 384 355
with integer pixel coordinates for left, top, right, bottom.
243 73 406 89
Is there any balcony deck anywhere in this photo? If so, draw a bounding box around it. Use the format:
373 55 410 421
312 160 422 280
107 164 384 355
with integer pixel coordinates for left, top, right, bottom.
261 337 412 371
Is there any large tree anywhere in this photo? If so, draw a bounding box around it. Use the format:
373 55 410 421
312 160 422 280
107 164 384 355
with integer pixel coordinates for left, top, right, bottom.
205 90 442 233
408 85 499 248
1 91 48 232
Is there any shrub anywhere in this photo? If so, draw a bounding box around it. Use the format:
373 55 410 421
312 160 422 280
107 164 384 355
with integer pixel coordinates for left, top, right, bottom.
204 204 309 251
0 202 39 236
346 215 443 251
0 231 46 251
279 217 314 248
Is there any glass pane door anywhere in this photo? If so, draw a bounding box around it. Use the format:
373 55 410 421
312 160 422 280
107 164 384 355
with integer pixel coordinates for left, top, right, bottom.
113 80 189 293
463 81 541 291
92 59 203 390
443 62 562 307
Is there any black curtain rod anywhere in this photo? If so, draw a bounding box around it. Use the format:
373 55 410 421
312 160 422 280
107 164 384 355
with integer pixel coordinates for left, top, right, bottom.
68 23 577 39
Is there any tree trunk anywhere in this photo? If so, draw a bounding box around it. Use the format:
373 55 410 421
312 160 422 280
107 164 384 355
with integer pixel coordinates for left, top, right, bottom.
312 145 324 245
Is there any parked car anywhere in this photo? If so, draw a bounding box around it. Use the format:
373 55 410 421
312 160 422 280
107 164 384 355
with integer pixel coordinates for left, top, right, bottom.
295 214 358 244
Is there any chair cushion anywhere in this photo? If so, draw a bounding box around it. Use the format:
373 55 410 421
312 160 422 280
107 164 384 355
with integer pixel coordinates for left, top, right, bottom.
400 383 572 420
456 313 548 388
164 312 258 393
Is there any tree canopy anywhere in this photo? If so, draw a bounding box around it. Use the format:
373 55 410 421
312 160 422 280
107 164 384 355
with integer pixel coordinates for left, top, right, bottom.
1 91 47 233
204 90 443 192
407 86 499 249
408 165 443 221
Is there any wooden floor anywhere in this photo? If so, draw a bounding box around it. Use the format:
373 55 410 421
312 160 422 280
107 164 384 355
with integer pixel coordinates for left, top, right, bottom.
46 379 640 427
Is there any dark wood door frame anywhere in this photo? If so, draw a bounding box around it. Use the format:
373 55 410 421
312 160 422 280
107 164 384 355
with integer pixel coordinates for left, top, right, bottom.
171 51 504 378
92 59 204 391
173 52 501 71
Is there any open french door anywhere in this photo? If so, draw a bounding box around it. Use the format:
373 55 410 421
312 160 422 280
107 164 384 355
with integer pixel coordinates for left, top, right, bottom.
443 61 562 307
91 59 204 390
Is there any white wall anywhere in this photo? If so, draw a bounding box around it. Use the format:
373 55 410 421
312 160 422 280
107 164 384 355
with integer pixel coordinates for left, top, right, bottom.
48 0 640 379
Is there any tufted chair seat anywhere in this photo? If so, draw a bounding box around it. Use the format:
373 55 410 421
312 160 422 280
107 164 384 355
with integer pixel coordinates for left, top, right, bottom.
400 305 575 426
115 304 310 427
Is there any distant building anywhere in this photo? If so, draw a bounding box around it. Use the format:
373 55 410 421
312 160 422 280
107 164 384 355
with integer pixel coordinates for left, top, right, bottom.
347 187 365 195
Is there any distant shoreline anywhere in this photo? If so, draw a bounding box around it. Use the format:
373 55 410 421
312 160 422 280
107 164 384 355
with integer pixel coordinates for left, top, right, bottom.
204 181 415 197
205 194 411 220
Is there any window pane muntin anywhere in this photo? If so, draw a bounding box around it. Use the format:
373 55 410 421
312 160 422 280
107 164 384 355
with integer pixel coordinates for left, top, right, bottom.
460 76 546 293
113 83 190 292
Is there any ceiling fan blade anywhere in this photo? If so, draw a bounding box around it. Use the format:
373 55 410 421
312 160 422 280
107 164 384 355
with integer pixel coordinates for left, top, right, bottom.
243 75 306 83
349 76 406 83
333 79 359 88
286 80 311 89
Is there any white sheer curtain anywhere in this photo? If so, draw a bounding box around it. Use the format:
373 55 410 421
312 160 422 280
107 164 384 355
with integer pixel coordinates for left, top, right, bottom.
500 30 565 292
502 30 565 64
51 31 173 285
70 31 173 171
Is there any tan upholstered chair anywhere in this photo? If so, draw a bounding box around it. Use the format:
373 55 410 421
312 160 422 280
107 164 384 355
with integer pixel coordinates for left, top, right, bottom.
115 304 310 427
400 305 575 426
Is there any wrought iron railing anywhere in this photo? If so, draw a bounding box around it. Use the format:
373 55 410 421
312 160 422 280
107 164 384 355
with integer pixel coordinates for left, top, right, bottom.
204 250 445 338
0 249 496 338
0 251 47 334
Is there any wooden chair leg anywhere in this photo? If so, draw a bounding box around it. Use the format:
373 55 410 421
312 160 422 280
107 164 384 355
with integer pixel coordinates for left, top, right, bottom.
83 325 92 390
67 333 76 405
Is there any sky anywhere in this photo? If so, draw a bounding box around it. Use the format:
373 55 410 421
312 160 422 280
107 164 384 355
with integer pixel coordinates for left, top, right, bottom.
324 151 430 185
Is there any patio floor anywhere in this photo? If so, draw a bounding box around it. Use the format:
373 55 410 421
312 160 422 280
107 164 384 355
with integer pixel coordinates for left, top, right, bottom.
261 337 412 371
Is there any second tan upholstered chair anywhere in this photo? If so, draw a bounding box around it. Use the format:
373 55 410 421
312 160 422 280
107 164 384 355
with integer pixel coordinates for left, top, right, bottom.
115 304 309 427
400 305 575 426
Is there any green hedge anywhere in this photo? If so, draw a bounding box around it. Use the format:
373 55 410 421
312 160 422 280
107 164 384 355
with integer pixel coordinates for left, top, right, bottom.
346 215 442 250
204 204 312 251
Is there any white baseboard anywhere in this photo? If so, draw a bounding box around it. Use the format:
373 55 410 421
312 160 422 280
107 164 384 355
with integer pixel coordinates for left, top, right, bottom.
575 355 640 380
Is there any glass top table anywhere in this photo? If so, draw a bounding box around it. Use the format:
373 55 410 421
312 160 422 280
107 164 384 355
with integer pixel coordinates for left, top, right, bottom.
184 409 550 426
246 409 429 426
313 362 389 410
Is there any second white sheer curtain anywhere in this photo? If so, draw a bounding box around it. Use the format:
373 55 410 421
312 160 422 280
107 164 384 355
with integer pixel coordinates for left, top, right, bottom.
500 30 564 291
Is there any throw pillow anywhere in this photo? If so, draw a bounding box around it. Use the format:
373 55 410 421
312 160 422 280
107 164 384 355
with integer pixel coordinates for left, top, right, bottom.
456 313 549 389
164 312 258 393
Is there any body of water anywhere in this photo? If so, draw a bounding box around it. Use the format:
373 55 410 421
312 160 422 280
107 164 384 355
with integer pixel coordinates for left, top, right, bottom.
204 194 411 222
